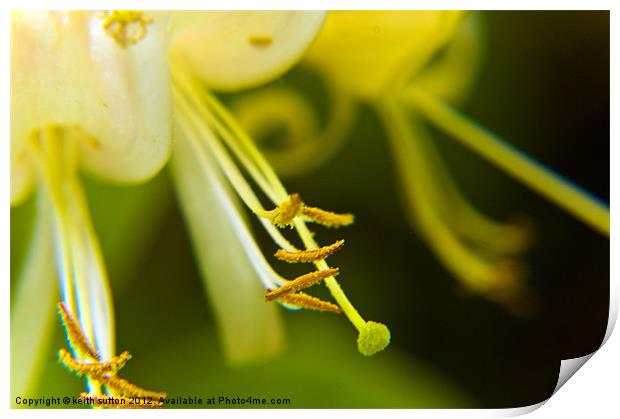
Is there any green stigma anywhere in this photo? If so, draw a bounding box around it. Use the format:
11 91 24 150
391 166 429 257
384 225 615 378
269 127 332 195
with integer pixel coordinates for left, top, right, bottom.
357 321 391 356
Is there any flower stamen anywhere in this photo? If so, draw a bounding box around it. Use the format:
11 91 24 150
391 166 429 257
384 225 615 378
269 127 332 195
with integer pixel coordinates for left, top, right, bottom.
173 70 391 355
98 11 153 48
58 349 131 377
278 292 343 313
103 376 167 400
260 193 354 229
260 193 303 227
58 301 165 406
301 205 355 228
265 268 340 300
275 239 345 263
58 302 99 360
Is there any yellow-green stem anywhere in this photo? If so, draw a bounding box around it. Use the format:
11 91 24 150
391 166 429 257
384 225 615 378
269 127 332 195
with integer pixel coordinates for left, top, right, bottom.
293 219 366 331
406 88 610 236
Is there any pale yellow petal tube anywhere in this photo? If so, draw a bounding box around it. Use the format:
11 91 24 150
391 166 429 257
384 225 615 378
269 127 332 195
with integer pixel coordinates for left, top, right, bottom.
170 11 325 92
172 120 284 364
10 197 58 402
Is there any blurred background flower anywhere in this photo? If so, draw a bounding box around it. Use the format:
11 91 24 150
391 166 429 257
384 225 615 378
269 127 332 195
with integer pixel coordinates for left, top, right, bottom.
235 11 608 316
11 11 609 408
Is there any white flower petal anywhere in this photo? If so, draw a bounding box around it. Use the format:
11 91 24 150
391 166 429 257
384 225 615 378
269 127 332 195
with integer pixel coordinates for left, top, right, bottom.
171 11 325 91
10 11 172 205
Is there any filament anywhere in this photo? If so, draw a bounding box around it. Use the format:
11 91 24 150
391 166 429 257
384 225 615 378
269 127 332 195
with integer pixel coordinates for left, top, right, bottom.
27 127 115 362
174 99 286 290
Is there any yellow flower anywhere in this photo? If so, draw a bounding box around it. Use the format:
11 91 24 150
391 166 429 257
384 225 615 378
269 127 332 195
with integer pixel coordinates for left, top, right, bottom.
11 10 390 405
304 11 465 101
231 11 610 314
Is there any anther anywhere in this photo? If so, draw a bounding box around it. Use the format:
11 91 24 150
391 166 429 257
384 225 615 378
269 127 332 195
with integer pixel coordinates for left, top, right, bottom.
265 267 340 300
261 194 354 229
301 206 354 228
57 302 99 360
61 348 166 399
275 239 345 263
278 292 342 313
59 349 131 376
57 299 165 403
104 376 167 399
261 193 303 227
98 11 154 48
